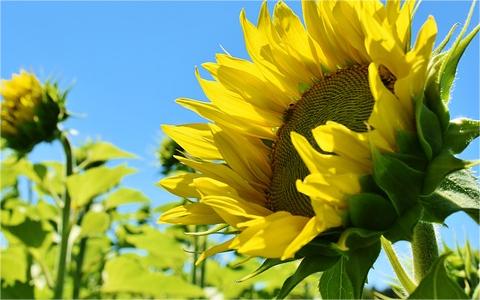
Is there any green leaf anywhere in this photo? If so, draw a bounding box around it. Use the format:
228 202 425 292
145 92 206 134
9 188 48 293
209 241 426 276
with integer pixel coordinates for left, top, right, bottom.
346 241 381 298
82 141 137 163
319 256 354 299
409 254 468 299
336 228 380 252
320 241 380 299
237 258 294 282
439 18 479 104
101 255 204 298
1 157 20 189
348 193 397 231
2 216 50 248
1 246 29 286
444 118 480 154
80 211 110 237
421 169 480 223
277 255 338 299
384 203 422 242
124 226 187 271
1 280 34 299
67 165 136 208
416 101 443 160
422 150 471 195
103 188 149 210
372 149 423 214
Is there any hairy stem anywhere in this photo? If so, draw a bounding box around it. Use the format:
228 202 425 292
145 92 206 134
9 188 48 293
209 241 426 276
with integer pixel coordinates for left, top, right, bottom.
53 133 74 299
412 222 439 282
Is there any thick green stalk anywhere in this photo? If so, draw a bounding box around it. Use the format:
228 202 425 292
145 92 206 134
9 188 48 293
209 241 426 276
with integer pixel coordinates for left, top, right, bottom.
53 133 74 299
72 204 91 299
199 227 207 288
412 222 439 282
192 225 199 285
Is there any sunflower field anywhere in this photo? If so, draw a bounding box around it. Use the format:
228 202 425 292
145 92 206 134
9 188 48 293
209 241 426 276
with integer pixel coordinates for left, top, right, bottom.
1 0 479 299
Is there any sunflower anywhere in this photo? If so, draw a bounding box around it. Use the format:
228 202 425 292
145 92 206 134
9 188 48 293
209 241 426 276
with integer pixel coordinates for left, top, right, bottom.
159 0 477 263
1 70 68 154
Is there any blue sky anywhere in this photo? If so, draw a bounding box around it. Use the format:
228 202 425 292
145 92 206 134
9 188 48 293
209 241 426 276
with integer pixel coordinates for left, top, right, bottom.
2 0 479 289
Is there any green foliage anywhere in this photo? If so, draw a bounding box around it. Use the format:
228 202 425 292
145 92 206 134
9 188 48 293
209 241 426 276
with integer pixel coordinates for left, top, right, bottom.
67 164 136 208
277 255 338 299
321 242 380 299
415 100 443 160
157 137 192 175
409 254 468 299
75 140 136 169
103 188 149 210
348 193 397 230
80 211 110 237
421 169 480 223
101 255 204 298
1 246 29 286
319 256 355 299
444 242 480 298
444 118 480 154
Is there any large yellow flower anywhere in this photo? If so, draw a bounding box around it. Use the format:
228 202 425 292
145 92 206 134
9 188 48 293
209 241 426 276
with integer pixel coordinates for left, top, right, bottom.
160 0 440 261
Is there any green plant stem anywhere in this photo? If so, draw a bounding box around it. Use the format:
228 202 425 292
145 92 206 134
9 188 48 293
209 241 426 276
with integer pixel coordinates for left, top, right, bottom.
192 225 199 285
199 226 207 288
53 133 74 299
72 204 91 299
412 222 439 282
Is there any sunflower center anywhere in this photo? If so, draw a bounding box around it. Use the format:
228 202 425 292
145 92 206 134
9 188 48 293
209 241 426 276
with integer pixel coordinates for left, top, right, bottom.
267 65 376 217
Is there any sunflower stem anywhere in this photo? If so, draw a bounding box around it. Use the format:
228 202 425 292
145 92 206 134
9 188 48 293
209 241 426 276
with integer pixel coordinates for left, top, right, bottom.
200 226 207 288
53 133 74 299
411 222 439 283
192 225 199 285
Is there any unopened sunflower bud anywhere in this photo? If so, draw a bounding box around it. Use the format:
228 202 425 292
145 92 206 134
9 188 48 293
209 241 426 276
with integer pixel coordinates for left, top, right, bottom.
1 70 68 154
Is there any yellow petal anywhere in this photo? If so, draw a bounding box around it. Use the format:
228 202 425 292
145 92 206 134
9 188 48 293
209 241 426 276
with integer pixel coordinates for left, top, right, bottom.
157 172 202 198
193 177 238 198
197 238 235 265
211 125 271 187
176 156 265 204
176 98 275 139
159 202 223 225
291 132 370 175
312 121 371 168
162 123 221 160
282 217 323 259
235 212 310 259
201 195 271 228
368 63 412 149
196 68 283 128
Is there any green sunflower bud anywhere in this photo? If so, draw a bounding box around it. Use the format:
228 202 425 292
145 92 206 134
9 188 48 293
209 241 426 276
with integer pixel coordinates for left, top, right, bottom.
0 70 68 154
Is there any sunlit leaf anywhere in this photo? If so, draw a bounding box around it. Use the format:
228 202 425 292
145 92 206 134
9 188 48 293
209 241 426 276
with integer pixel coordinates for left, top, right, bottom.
80 211 110 237
67 165 136 208
101 255 204 298
1 246 29 286
81 141 136 163
124 226 187 271
103 188 149 210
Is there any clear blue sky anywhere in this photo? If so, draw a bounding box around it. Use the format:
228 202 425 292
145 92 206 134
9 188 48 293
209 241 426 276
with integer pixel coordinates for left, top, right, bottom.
2 0 479 289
